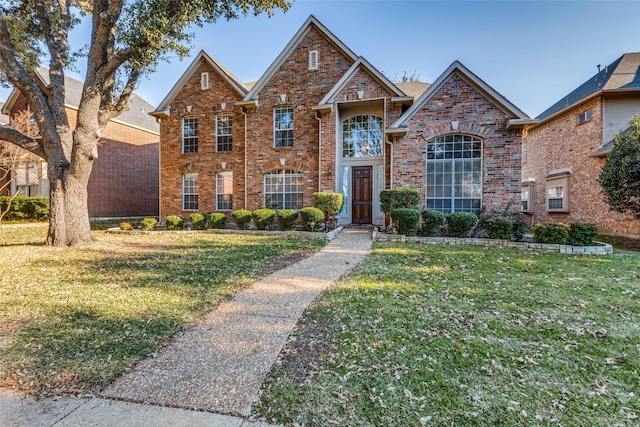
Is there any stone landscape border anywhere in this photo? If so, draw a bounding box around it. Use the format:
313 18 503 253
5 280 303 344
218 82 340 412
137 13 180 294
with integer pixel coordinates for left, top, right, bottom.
106 226 343 241
372 229 613 255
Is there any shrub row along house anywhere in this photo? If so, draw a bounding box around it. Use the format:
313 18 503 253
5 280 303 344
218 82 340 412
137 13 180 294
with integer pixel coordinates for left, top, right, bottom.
1 67 160 218
522 53 640 236
152 16 531 226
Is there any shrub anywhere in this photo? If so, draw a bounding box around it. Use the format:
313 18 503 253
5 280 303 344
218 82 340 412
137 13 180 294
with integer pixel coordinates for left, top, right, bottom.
252 208 276 230
208 212 227 229
0 196 50 221
189 213 206 230
390 208 421 235
165 215 184 230
420 210 445 236
232 209 252 230
568 223 599 246
140 217 157 231
380 188 420 215
532 223 569 244
277 209 298 231
446 212 479 237
486 218 514 240
312 192 343 221
300 207 324 231
119 221 133 230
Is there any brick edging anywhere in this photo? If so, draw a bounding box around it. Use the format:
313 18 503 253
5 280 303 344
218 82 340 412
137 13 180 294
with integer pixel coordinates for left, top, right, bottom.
372 230 613 255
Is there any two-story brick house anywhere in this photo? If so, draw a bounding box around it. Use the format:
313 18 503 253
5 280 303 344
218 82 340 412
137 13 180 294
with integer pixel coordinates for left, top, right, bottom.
522 53 640 236
2 68 160 218
152 16 530 225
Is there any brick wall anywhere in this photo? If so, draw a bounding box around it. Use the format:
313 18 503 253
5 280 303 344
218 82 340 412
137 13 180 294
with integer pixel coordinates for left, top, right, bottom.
523 98 640 236
394 73 522 210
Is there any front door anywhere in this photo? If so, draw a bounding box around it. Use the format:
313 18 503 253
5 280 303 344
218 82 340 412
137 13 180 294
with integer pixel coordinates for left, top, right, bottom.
352 166 372 224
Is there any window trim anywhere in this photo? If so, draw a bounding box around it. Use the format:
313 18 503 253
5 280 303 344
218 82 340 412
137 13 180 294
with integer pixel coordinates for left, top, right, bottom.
182 116 198 154
263 169 303 210
342 114 384 158
309 50 319 70
545 173 570 213
216 171 233 211
201 72 209 90
578 110 592 124
521 182 535 214
274 106 294 148
216 112 233 152
182 173 199 211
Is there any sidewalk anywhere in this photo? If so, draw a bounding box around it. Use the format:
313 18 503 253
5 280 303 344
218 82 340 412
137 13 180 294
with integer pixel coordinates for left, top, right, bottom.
1 228 372 426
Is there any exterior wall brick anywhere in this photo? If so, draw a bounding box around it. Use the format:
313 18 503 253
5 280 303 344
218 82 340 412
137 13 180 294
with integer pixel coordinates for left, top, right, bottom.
523 97 640 236
395 73 522 210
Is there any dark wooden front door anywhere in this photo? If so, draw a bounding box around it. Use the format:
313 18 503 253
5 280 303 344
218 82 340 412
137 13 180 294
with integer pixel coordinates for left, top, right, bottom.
352 166 372 224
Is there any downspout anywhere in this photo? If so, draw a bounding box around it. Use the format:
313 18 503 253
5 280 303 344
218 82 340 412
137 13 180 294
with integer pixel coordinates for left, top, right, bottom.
241 107 248 210
315 110 322 192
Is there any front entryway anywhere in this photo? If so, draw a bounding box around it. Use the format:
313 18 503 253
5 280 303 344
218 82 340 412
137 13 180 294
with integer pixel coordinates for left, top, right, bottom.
352 166 372 224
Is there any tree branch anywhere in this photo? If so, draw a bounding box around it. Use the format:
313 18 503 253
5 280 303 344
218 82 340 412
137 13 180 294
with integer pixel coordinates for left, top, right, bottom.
0 127 45 159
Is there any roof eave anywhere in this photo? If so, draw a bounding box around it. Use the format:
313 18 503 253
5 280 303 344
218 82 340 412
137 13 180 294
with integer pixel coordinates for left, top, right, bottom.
385 127 407 138
149 109 170 119
391 96 414 105
236 100 258 109
508 118 539 129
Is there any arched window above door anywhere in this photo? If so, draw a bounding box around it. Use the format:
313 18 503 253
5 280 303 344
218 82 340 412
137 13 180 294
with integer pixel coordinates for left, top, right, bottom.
342 115 383 158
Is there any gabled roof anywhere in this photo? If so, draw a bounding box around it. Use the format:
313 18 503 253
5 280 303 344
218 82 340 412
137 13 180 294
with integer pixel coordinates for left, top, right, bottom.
243 15 359 102
315 56 408 109
2 67 159 133
537 53 640 121
151 50 248 117
390 61 529 130
396 81 431 99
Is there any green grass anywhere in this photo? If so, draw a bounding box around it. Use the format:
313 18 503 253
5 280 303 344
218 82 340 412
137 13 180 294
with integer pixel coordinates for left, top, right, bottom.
0 226 324 396
257 243 640 426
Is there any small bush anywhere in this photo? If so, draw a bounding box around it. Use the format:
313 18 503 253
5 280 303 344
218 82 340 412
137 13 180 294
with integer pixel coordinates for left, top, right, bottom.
312 192 343 216
486 218 514 240
277 209 299 231
140 217 157 231
568 223 599 246
208 212 227 229
380 188 420 215
0 196 50 221
119 221 133 231
300 207 324 231
390 208 421 235
165 215 184 230
232 209 252 230
446 212 479 237
189 213 206 230
533 223 569 244
252 208 276 230
420 210 446 236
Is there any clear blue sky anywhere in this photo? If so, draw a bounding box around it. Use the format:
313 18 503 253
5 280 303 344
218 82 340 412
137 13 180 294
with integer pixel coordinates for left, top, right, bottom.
5 0 640 118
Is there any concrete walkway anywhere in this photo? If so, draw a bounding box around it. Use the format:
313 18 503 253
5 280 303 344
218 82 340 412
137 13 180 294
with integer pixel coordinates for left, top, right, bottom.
1 228 372 426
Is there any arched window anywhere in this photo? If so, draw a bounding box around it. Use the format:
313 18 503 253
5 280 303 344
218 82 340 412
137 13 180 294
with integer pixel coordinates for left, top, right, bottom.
426 134 482 213
264 170 303 210
342 115 383 157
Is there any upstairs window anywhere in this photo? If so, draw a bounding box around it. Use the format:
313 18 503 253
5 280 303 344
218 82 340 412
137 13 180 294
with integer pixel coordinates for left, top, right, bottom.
274 106 294 148
216 113 233 152
182 173 198 211
182 116 198 153
309 50 319 70
578 110 592 124
342 115 383 157
201 72 209 90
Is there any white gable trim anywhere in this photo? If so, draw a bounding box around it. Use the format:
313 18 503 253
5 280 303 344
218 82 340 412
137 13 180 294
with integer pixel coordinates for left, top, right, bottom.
151 50 247 115
391 61 529 129
242 15 358 102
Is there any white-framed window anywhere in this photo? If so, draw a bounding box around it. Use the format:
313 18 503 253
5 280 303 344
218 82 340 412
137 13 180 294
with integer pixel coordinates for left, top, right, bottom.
546 174 570 213
309 50 319 70
578 110 592 124
183 173 198 211
264 170 303 209
521 137 527 163
426 134 482 213
274 106 294 148
216 113 233 152
521 182 534 213
201 72 209 90
182 116 198 153
216 171 233 211
342 115 383 157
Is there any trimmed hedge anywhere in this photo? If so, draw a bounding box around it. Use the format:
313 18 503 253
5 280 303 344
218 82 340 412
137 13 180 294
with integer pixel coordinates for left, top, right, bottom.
380 188 420 214
119 221 133 231
277 209 298 231
0 196 49 221
140 217 157 231
300 207 324 231
189 213 206 230
208 212 227 229
420 210 445 236
446 212 479 237
390 208 421 236
533 223 569 244
252 208 276 230
486 218 515 240
568 223 599 246
232 209 252 230
312 192 343 217
165 215 184 230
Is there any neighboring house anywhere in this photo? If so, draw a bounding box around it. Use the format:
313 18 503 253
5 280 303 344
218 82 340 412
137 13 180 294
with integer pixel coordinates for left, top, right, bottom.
152 16 530 225
522 53 640 236
1 68 160 218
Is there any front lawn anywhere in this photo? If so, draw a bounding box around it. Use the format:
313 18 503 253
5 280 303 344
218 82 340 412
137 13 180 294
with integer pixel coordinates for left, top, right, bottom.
0 226 324 396
257 243 640 426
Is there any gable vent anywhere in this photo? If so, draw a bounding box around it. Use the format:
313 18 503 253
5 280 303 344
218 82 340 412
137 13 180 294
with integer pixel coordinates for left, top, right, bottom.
309 50 319 70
